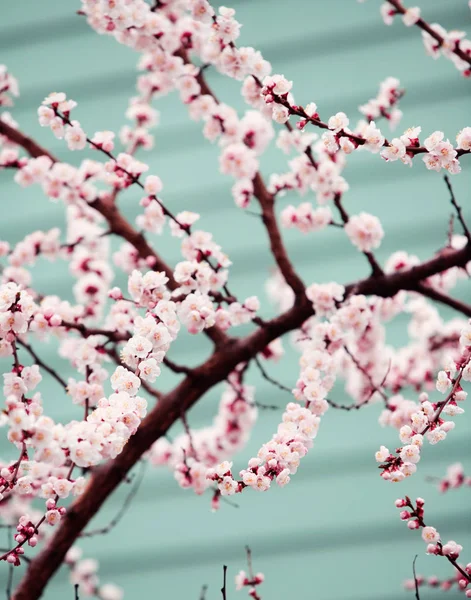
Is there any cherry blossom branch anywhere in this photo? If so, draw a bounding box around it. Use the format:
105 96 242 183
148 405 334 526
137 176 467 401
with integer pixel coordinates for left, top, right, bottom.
397 496 471 584
262 82 470 161
385 0 471 67
13 235 471 598
179 50 306 300
0 119 228 348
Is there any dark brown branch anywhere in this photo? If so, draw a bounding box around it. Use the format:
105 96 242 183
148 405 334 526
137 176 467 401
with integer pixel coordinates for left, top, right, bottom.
415 283 471 317
444 175 471 243
163 357 193 375
253 173 306 301
177 49 306 301
386 0 471 67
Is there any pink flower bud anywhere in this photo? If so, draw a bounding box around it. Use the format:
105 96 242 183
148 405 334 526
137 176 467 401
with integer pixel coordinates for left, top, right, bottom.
46 498 56 510
395 498 406 508
400 510 411 520
49 314 62 327
108 287 123 300
407 519 419 529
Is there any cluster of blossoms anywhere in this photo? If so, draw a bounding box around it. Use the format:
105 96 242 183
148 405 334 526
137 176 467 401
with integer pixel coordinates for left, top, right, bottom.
376 320 471 482
378 2 471 77
395 496 470 594
0 0 470 596
260 75 469 173
65 546 123 600
0 65 19 107
150 369 257 502
235 568 265 599
404 570 471 595
358 76 404 128
434 462 471 494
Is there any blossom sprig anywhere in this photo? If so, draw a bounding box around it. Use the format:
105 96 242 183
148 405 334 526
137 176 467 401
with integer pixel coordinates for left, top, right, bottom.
0 65 19 107
150 366 258 500
395 496 471 589
65 546 123 600
358 76 405 129
428 462 471 494
380 0 471 77
376 340 470 482
235 547 264 600
404 566 471 595
38 95 254 323
260 79 469 173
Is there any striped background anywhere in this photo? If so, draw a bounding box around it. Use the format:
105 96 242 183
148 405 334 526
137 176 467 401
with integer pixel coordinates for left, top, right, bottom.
1 1 470 598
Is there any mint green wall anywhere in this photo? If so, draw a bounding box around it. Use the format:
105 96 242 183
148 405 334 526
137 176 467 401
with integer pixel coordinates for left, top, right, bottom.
1 1 470 598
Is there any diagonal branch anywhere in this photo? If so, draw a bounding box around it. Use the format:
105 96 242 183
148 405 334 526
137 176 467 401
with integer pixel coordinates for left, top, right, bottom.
415 282 471 318
385 0 471 67
179 50 306 301
0 120 229 349
444 174 471 244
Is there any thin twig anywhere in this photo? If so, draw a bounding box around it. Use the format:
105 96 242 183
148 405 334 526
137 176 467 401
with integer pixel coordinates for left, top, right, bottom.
5 527 13 600
199 584 208 600
221 565 227 600
444 175 471 243
254 357 292 393
412 555 420 600
79 460 146 538
74 584 79 600
344 346 389 402
17 340 68 389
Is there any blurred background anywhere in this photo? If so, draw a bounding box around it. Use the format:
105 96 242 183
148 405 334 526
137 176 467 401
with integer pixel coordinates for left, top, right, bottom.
1 0 470 598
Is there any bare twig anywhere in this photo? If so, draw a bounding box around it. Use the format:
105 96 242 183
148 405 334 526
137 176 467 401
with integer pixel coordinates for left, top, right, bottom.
253 356 292 394
444 175 471 243
412 555 420 600
79 460 146 538
221 565 227 600
17 340 67 389
199 585 208 600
